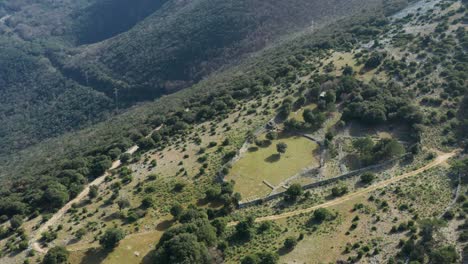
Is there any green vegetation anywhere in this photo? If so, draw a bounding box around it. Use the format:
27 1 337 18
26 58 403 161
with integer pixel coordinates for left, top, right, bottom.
227 135 318 199
153 208 216 263
42 246 69 264
0 1 466 264
353 137 405 166
285 184 304 202
360 172 376 185
100 228 125 250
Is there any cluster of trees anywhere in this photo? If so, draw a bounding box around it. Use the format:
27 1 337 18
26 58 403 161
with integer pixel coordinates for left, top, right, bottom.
153 208 218 263
241 251 279 264
0 3 426 257
353 137 405 166
99 228 125 250
42 246 69 264
285 184 304 202
204 181 241 216
342 81 424 135
392 219 459 264
279 78 338 131
459 95 468 151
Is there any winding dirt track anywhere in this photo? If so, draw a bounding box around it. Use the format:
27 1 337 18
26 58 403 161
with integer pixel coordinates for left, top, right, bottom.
228 150 459 226
30 126 162 253
30 146 139 253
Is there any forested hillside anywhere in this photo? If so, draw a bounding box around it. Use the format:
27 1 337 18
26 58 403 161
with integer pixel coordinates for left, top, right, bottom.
64 0 386 102
0 0 466 263
0 0 392 158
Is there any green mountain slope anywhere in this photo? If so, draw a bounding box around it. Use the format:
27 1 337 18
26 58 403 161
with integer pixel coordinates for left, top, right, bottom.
1 0 467 263
0 0 388 157
64 0 386 102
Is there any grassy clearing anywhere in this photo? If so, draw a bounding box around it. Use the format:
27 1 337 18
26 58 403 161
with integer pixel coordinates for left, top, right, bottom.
319 51 387 83
288 104 317 122
68 230 162 264
102 231 163 264
227 134 319 200
279 197 368 264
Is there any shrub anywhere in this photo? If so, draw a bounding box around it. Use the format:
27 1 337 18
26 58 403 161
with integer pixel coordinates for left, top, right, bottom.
360 172 376 185
313 208 334 223
283 236 298 250
99 228 125 250
285 184 303 202
42 246 69 264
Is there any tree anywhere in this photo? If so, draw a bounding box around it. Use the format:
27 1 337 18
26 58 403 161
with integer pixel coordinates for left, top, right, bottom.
205 186 221 200
430 246 458 264
342 65 354 76
257 252 279 264
313 208 334 223
353 137 374 154
303 109 325 128
276 142 288 155
75 228 86 240
364 52 385 69
170 204 183 219
179 209 207 223
153 233 211 264
360 172 376 185
211 218 227 236
10 215 23 230
137 137 156 150
42 246 69 264
120 153 132 163
324 90 336 105
89 155 112 178
283 236 298 250
285 184 303 202
377 139 405 159
331 185 348 197
141 196 154 208
242 255 260 264
266 131 278 141
236 217 255 240
100 228 125 250
107 148 122 159
42 182 70 209
117 197 130 212
88 185 98 199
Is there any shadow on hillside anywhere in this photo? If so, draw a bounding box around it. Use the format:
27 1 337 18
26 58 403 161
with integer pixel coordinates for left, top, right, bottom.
278 246 294 256
248 146 259 152
196 198 224 209
156 219 174 231
102 212 121 222
141 250 155 264
79 248 109 264
265 154 281 163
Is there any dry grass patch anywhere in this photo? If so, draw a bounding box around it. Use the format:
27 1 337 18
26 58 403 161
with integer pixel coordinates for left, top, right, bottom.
227 134 319 200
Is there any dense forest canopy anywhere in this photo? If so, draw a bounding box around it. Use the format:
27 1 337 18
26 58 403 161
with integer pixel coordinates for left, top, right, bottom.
0 0 389 158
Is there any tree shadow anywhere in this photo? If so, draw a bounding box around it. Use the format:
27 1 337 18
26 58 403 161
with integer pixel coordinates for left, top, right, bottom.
156 219 175 231
196 198 223 209
265 154 281 163
278 246 294 256
248 146 259 152
67 238 81 245
102 211 121 222
79 248 110 264
141 250 155 264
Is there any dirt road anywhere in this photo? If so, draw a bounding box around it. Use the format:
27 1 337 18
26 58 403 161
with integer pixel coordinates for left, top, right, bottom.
30 146 139 253
229 150 459 226
30 126 162 253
